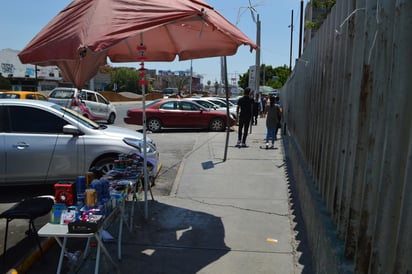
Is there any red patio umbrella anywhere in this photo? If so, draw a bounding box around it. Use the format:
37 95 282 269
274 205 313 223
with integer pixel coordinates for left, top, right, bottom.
18 0 258 88
19 0 257 219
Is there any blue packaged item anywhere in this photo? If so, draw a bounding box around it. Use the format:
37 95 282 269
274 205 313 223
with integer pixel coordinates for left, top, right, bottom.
100 177 111 200
77 193 85 207
76 176 86 194
50 203 67 224
90 179 103 204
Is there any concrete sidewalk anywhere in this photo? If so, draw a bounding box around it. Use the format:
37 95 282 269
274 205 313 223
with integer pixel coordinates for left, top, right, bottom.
24 119 312 274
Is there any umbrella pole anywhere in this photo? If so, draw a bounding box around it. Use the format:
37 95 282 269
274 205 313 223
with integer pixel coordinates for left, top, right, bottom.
142 84 148 220
138 40 149 220
251 14 261 134
223 56 230 162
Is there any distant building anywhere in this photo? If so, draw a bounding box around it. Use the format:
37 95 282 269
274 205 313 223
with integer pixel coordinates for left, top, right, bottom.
0 48 61 91
1 48 204 92
154 69 203 92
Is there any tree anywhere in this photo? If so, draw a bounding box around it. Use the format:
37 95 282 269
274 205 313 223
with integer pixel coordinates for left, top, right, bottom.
238 71 249 89
238 65 291 90
105 67 151 94
214 81 220 95
305 0 336 31
175 77 188 93
268 65 291 88
0 75 12 90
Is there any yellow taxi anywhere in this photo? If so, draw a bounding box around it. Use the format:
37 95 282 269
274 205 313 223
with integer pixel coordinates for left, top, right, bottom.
0 91 48 100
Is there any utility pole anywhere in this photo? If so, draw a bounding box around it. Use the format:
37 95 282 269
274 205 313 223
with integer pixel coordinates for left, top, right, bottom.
262 64 266 86
299 0 304 57
289 10 294 71
189 59 193 95
35 65 39 91
255 14 261 96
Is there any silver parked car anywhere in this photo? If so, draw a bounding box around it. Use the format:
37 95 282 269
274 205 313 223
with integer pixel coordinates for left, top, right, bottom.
48 87 117 124
0 99 159 185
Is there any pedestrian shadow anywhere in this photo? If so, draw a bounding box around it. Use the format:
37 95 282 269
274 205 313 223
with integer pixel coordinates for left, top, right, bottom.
116 200 230 274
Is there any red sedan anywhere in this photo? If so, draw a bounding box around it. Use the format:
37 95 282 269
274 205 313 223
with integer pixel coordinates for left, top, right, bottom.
124 98 235 132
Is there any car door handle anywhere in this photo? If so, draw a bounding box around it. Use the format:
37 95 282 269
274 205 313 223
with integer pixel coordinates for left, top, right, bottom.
13 142 30 150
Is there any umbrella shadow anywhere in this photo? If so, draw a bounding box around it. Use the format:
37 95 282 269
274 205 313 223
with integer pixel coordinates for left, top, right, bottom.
117 200 230 274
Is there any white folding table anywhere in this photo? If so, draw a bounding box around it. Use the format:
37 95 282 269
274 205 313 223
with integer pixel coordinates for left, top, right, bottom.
38 199 126 274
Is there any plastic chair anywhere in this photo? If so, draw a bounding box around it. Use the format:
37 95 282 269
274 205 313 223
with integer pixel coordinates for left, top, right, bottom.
0 196 54 261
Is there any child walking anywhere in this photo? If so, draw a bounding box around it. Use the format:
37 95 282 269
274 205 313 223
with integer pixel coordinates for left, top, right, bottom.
265 96 281 148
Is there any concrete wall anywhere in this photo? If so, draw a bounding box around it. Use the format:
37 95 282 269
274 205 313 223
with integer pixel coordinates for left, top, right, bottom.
281 1 412 273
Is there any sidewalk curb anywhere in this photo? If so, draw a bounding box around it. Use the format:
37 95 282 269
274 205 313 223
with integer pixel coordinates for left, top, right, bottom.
10 237 56 274
170 159 185 197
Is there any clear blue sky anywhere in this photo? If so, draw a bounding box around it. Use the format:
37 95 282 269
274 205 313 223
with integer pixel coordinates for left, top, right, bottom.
0 0 307 85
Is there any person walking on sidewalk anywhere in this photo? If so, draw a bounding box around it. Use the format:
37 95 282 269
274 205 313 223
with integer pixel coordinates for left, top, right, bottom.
252 93 260 125
236 87 254 147
265 96 282 149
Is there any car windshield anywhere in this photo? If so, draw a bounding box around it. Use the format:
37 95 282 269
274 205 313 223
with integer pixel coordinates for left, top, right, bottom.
145 100 161 107
209 99 226 107
213 98 235 107
195 100 216 109
53 105 100 129
0 93 20 99
50 89 74 99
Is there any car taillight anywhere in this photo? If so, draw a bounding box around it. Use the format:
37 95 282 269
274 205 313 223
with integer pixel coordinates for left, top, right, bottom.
71 99 78 107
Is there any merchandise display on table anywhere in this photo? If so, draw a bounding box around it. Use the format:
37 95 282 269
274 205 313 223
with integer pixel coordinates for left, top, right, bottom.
50 152 154 233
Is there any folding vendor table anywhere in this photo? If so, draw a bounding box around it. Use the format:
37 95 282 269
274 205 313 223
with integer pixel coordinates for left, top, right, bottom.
38 197 128 274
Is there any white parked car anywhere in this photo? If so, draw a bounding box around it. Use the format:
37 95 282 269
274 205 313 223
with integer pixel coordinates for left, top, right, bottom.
0 99 159 185
48 87 117 124
199 97 238 119
186 97 237 119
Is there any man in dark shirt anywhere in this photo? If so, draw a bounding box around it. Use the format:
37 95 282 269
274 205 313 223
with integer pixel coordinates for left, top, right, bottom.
236 87 254 147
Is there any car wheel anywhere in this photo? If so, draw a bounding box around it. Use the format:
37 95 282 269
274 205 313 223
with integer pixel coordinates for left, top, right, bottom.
107 113 116 124
209 118 225 131
92 156 117 175
147 118 162 132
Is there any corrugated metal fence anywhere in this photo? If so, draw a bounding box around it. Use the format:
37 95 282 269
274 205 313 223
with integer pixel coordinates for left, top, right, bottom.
281 0 412 273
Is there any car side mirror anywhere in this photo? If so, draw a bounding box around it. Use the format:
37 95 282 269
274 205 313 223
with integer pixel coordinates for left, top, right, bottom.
63 124 84 136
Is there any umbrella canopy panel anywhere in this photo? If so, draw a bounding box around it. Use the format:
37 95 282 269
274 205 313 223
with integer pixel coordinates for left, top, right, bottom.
19 0 258 88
